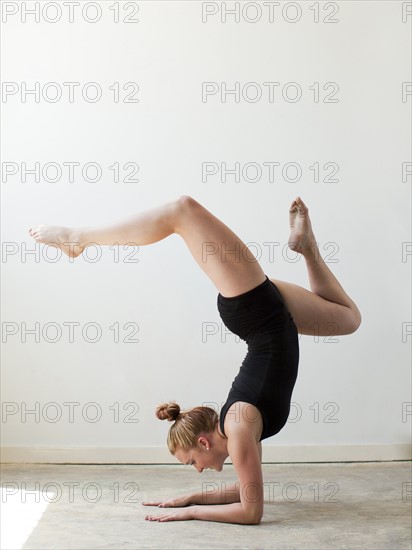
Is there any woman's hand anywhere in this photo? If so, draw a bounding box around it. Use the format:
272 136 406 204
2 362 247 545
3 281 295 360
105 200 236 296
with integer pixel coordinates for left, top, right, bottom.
144 507 194 522
142 494 192 508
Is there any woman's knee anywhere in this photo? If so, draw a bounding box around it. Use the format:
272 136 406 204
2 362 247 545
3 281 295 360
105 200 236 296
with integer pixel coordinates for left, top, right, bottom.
177 195 197 209
349 310 362 334
341 308 362 335
171 195 200 234
176 194 204 217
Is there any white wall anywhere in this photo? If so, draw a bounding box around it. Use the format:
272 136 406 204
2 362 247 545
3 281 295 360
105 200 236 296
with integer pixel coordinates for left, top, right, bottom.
1 0 411 463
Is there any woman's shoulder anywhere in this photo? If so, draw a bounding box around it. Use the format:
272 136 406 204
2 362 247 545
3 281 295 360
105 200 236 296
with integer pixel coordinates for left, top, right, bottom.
221 401 263 443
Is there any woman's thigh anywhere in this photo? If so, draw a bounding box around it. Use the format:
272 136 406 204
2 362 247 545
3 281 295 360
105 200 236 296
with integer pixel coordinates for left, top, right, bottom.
175 196 267 297
270 278 358 336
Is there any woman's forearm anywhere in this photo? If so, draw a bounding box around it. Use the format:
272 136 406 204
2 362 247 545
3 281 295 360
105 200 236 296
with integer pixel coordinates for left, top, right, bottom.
189 482 240 505
190 502 260 525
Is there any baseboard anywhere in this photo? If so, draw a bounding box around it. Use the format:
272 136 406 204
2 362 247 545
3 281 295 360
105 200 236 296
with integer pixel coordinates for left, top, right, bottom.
1 444 411 464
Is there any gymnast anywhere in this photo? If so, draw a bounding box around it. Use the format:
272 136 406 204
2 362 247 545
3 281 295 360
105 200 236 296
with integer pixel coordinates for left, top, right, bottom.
28 195 361 525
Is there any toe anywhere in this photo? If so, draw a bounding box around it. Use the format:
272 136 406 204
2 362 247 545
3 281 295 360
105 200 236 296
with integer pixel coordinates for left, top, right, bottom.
297 197 307 208
296 198 308 213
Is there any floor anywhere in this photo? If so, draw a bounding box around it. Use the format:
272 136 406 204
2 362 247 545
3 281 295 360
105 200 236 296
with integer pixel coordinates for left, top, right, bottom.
1 462 411 550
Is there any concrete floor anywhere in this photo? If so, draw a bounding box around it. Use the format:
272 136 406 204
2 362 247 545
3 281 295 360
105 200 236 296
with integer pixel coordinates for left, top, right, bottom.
1 462 411 550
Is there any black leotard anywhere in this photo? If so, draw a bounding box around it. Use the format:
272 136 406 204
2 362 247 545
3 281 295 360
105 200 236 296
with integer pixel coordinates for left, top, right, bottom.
217 275 299 441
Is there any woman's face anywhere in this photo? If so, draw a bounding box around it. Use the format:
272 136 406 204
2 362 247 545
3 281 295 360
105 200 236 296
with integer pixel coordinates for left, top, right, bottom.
175 443 224 473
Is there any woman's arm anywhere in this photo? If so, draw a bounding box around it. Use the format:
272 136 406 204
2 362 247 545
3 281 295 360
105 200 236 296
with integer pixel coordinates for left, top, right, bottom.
190 482 240 505
191 442 262 505
190 427 263 524
142 485 239 508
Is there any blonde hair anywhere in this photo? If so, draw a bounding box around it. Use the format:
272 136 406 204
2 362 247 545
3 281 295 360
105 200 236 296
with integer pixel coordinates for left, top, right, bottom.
156 401 218 454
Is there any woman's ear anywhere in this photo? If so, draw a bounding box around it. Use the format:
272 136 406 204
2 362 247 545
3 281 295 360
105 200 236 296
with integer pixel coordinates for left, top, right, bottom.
197 436 210 450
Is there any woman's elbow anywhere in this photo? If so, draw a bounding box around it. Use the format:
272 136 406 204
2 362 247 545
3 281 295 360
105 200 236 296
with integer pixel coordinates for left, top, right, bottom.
250 516 262 525
245 508 263 525
248 513 262 525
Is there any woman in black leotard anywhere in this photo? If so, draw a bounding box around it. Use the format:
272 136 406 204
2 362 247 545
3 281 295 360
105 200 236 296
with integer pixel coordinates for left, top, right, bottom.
28 195 361 525
217 275 299 442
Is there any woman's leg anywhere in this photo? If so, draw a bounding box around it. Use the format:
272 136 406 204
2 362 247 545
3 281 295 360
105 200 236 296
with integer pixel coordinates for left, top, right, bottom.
28 195 266 298
271 197 362 336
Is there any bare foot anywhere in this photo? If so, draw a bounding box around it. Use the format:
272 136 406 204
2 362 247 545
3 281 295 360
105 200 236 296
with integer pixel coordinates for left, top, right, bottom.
288 197 317 255
28 225 84 258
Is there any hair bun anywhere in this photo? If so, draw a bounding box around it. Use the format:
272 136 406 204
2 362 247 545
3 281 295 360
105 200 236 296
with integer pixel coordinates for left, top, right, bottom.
156 401 181 422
